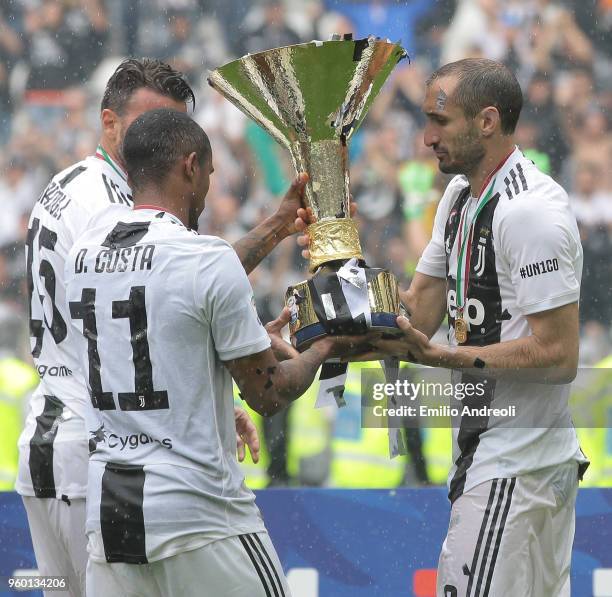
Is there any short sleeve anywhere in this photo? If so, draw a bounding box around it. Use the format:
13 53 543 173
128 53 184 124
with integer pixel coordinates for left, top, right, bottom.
416 176 466 279
195 241 271 361
498 199 581 315
61 199 92 249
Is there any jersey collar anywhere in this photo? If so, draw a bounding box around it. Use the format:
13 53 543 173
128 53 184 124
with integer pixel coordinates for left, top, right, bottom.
95 145 128 182
486 146 524 199
133 204 185 228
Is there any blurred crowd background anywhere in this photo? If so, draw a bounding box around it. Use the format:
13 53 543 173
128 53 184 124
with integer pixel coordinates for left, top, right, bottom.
0 0 611 489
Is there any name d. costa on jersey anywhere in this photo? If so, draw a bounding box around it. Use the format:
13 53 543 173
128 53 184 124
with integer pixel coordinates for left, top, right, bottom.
73 244 155 275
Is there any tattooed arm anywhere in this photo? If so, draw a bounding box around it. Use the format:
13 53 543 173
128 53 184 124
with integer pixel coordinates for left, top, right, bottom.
233 174 308 275
223 339 334 416
225 307 380 414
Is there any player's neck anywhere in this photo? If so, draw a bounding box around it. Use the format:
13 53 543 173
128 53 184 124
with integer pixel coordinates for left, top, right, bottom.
467 139 516 198
132 188 189 227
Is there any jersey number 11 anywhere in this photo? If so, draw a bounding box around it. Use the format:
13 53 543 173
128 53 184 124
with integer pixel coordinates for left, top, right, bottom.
69 286 169 411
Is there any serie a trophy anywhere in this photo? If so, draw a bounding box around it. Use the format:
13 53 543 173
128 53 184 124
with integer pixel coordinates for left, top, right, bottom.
209 35 407 352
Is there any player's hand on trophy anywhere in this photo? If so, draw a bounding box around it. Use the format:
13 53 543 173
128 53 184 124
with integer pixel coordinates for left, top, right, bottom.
234 406 260 463
363 315 435 365
315 330 384 360
267 307 382 361
265 307 300 361
344 315 432 364
274 172 309 236
295 200 358 259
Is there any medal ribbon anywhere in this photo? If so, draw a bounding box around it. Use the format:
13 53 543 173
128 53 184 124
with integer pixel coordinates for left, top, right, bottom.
455 148 516 317
95 145 128 182
455 180 496 316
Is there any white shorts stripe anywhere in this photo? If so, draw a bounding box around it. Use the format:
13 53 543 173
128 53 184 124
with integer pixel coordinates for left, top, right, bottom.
251 532 286 597
239 534 273 597
472 478 510 596
483 478 516 595
465 479 498 596
245 533 281 597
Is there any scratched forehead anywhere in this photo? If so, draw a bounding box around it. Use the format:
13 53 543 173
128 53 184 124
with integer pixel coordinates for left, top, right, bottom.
435 88 448 111
423 77 456 114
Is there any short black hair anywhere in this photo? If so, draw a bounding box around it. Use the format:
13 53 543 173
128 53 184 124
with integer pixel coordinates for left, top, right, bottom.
427 59 523 135
123 109 212 192
101 58 195 115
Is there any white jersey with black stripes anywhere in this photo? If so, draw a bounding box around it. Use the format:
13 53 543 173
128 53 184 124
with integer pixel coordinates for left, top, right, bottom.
65 206 269 564
17 152 132 500
416 147 588 502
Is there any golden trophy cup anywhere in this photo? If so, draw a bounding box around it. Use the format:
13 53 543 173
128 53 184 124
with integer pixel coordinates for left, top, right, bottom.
209 35 407 351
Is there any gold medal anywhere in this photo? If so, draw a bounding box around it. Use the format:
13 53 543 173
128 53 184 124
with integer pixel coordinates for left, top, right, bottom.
455 317 468 344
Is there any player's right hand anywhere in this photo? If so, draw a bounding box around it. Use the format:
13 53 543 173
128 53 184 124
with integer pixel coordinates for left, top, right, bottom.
265 307 299 361
313 330 384 360
234 407 260 463
295 200 357 260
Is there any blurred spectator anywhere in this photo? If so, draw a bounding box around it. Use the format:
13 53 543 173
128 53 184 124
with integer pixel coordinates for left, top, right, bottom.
412 0 456 66
399 135 449 269
0 155 30 246
571 161 612 230
521 71 568 175
442 0 509 64
328 0 431 48
195 91 253 201
0 2 25 143
530 0 593 72
569 159 612 363
198 0 252 56
202 191 245 244
572 107 612 180
0 150 29 302
350 117 407 267
0 217 28 308
154 7 201 79
573 0 611 60
371 62 427 129
24 0 109 91
515 116 555 178
149 3 229 77
22 0 109 132
238 0 300 56
52 89 98 169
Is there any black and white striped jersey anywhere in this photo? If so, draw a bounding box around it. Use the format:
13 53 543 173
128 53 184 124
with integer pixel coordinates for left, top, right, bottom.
65 206 269 563
416 147 588 502
17 153 132 500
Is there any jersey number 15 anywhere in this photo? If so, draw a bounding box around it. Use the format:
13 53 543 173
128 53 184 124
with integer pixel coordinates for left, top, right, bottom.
26 218 67 357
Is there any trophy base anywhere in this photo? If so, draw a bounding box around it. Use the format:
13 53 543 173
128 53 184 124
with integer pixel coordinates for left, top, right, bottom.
286 261 404 353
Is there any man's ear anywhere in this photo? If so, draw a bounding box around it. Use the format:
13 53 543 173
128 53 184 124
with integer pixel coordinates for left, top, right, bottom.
480 106 501 138
101 109 119 141
185 152 199 181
